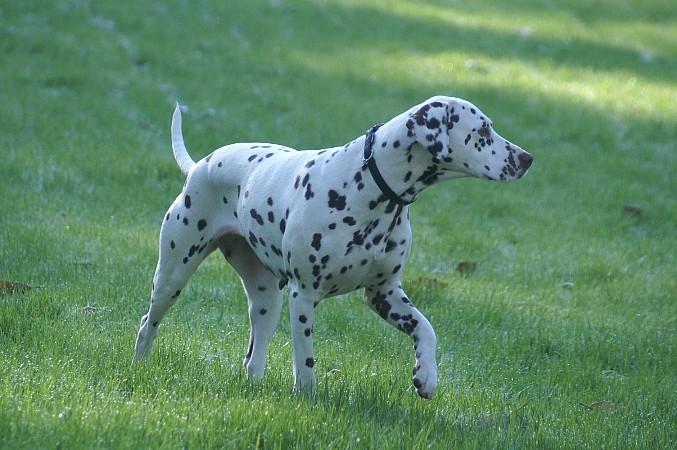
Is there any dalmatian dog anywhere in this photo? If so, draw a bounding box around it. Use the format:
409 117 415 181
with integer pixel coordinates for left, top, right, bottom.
133 96 533 399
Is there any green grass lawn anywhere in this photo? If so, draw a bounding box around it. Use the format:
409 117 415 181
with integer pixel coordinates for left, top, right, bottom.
1 0 675 448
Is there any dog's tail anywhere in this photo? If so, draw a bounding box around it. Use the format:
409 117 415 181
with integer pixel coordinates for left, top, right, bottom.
172 103 195 176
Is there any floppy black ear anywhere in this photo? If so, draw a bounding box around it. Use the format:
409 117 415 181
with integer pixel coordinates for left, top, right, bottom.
406 101 450 158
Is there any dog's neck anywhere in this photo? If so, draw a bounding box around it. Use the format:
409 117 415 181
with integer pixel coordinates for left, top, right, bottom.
362 116 467 205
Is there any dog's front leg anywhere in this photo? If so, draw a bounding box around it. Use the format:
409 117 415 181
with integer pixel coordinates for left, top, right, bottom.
365 284 438 399
288 289 318 396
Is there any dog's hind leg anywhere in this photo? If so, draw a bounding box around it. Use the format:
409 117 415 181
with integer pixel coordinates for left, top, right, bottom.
220 236 283 380
133 215 214 362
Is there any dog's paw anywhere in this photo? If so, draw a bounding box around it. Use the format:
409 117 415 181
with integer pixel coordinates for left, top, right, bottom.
412 363 437 399
293 371 318 398
293 379 318 401
244 360 266 381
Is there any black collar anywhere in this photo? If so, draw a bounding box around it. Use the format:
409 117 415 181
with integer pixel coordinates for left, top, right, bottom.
363 124 415 206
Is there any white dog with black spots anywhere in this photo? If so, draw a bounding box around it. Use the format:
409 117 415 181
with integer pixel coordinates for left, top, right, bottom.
133 96 533 399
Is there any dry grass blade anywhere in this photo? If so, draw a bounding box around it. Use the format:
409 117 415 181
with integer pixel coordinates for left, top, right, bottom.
0 280 32 296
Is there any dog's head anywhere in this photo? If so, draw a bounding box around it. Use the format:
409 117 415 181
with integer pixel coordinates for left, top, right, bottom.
406 96 532 182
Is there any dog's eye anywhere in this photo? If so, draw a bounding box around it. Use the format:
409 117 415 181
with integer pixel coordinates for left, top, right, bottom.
478 126 491 139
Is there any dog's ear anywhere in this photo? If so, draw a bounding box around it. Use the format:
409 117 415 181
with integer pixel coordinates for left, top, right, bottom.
406 101 451 158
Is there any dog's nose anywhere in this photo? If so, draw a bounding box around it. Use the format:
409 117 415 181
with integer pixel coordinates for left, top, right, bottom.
518 152 533 169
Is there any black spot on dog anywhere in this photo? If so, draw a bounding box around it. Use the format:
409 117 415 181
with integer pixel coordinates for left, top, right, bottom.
426 118 440 129
311 233 322 251
343 216 356 226
197 219 207 231
352 172 365 188
250 209 264 225
385 240 398 253
350 230 365 246
187 244 199 258
328 190 347 211
371 291 392 319
248 231 259 248
305 358 314 368
400 318 419 335
428 141 443 155
305 184 314 200
184 195 191 209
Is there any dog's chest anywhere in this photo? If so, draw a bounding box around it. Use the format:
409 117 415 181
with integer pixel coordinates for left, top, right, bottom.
233 147 412 295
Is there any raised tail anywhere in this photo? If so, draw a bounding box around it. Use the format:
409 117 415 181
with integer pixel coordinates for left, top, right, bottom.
172 103 195 176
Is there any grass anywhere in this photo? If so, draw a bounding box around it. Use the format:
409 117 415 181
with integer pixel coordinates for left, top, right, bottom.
1 0 675 448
